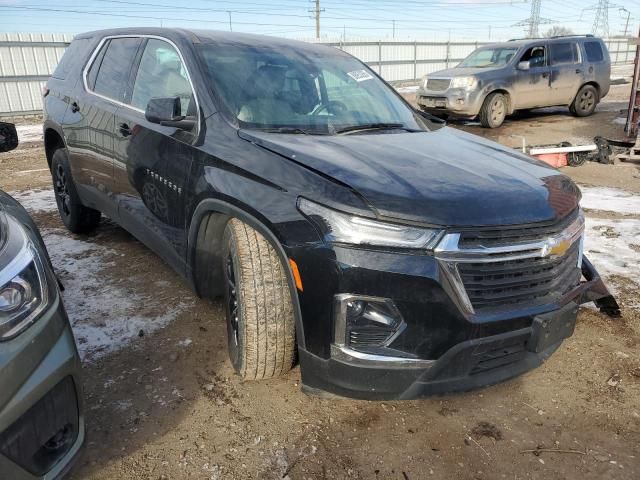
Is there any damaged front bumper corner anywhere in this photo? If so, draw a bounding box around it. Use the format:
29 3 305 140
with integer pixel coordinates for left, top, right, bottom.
577 255 621 317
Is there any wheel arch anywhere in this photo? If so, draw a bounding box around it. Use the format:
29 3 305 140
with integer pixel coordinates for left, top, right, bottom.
43 124 66 170
483 88 513 114
187 198 306 350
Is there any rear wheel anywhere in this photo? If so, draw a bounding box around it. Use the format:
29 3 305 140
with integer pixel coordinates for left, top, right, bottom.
479 92 507 128
571 85 598 117
222 219 296 380
51 148 101 234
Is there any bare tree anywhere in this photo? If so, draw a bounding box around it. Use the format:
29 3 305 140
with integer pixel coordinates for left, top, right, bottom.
544 26 575 37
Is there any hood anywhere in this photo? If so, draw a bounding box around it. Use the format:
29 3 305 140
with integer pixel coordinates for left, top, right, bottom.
239 127 580 228
428 66 504 77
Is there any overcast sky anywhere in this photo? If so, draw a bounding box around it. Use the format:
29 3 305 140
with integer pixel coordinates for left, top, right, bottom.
0 0 638 41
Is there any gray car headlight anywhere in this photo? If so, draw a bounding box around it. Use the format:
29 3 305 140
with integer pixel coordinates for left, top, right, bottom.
298 198 443 249
0 211 49 341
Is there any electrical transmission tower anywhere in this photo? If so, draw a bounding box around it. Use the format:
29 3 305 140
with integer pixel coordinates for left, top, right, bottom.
592 0 609 37
514 0 553 38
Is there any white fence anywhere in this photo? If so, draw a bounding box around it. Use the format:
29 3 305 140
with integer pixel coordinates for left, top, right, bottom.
0 33 636 116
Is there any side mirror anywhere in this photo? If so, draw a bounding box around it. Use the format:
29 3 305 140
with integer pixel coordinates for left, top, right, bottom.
145 97 195 130
0 122 18 153
517 61 530 71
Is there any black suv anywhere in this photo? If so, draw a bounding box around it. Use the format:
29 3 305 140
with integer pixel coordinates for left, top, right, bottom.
43 28 618 400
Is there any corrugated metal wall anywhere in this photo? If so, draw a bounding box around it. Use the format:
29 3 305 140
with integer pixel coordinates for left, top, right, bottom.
0 33 636 115
0 33 73 115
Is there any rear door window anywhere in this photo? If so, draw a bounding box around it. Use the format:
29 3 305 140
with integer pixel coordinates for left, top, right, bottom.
130 39 195 117
550 42 579 66
90 37 142 102
584 41 604 62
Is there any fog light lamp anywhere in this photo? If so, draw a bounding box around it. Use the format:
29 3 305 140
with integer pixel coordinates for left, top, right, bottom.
334 295 405 350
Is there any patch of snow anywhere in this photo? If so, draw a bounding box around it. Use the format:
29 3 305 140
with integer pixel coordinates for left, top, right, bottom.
41 227 191 361
579 186 640 216
613 117 627 125
584 217 640 285
9 188 56 213
178 338 193 347
16 124 43 144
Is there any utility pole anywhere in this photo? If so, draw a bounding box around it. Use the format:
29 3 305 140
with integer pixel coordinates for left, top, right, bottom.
592 0 609 37
514 0 552 38
311 0 322 40
528 0 541 37
227 11 232 32
620 7 631 36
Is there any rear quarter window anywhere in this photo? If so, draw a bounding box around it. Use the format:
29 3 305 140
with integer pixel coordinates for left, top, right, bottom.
584 41 605 62
51 38 90 80
550 42 579 65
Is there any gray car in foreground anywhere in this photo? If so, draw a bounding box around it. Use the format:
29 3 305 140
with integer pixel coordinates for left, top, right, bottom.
0 189 85 479
417 35 611 127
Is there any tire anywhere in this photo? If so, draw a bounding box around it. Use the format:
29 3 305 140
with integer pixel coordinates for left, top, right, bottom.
479 92 508 128
222 218 296 380
51 148 101 234
571 85 598 117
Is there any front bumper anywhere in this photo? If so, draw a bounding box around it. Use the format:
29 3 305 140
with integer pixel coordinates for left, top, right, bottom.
294 243 617 400
416 86 485 117
0 295 85 480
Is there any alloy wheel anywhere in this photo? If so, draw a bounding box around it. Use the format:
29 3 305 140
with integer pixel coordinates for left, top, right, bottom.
579 90 595 112
226 254 239 347
54 164 72 217
491 98 505 124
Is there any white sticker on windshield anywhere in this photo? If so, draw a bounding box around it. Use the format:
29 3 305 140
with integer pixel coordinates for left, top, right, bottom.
347 69 374 82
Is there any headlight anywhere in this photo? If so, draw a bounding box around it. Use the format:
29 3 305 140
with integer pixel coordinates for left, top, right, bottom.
450 76 477 90
298 198 443 249
0 213 49 341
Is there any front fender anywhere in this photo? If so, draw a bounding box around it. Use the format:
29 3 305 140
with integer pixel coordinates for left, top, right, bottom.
186 197 308 350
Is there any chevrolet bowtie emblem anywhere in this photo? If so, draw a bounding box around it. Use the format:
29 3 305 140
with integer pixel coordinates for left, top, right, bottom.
543 238 571 257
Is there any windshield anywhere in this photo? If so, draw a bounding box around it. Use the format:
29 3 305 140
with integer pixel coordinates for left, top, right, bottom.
196 43 432 134
458 47 519 68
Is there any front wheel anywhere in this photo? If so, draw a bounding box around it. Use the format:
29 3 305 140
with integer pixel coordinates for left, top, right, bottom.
571 85 598 117
222 219 296 380
479 92 508 128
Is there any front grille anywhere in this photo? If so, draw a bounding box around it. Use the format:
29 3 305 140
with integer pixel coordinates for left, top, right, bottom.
426 78 450 91
458 242 581 311
459 209 580 248
0 376 79 476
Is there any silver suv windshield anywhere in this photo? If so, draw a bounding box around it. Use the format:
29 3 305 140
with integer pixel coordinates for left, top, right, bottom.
196 43 432 134
458 47 519 68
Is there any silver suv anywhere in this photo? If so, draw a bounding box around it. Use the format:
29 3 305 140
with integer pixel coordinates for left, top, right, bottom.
417 35 611 128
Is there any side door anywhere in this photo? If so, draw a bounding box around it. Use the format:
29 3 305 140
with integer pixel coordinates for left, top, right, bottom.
62 37 142 218
512 44 552 109
548 41 583 105
112 37 199 272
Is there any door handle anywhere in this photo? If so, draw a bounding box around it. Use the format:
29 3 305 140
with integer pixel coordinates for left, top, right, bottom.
70 101 80 113
118 123 132 137
575 68 583 74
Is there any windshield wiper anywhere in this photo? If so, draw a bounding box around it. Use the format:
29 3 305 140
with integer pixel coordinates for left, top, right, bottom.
259 127 331 135
334 123 419 135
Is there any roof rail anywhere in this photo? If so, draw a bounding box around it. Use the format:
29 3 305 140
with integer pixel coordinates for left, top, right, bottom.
509 34 595 41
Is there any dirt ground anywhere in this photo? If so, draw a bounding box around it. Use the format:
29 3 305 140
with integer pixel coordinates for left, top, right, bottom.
1 82 639 480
